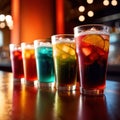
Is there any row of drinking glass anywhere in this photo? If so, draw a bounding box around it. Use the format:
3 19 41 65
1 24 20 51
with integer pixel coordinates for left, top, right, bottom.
10 24 110 95
9 34 79 91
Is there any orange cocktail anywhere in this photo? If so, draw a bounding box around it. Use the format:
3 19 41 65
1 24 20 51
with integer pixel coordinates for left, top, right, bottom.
21 43 37 85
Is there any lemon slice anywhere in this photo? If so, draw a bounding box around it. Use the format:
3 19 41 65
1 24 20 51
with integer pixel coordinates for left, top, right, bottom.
83 34 104 49
104 40 109 52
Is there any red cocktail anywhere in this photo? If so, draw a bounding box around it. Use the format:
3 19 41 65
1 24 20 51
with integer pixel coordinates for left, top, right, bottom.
74 24 110 95
10 44 24 82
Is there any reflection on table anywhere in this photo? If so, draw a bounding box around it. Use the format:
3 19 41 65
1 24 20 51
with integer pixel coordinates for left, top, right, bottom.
0 71 120 120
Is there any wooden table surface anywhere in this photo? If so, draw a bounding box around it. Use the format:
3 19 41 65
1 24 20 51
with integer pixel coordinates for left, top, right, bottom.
0 71 120 120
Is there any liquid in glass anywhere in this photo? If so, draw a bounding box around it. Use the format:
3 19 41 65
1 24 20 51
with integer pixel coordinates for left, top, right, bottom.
52 35 77 90
74 24 110 95
22 43 37 85
10 44 24 81
34 41 55 88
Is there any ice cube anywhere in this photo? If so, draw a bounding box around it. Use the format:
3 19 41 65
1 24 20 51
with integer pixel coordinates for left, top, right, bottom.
82 47 91 56
40 42 52 47
69 49 75 56
84 27 101 34
62 55 67 59
25 53 30 58
89 51 99 61
30 50 34 55
14 51 20 56
62 45 70 53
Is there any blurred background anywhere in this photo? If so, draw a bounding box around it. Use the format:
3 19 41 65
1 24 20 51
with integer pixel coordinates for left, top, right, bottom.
0 0 120 79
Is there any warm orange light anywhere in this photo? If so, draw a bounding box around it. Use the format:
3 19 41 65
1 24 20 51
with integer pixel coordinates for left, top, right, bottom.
111 0 118 6
79 15 85 22
78 6 85 12
0 22 5 28
56 0 64 34
6 15 12 21
87 0 94 4
11 0 20 44
103 0 109 6
0 14 5 21
88 10 94 17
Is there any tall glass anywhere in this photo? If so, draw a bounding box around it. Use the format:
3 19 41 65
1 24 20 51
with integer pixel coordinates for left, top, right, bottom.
9 44 24 82
34 40 55 89
51 34 77 91
74 24 110 95
21 43 37 86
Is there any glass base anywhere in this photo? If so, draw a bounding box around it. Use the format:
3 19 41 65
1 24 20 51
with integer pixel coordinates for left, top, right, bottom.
13 78 21 83
25 80 38 86
81 87 104 96
38 82 55 90
76 82 80 91
57 85 76 91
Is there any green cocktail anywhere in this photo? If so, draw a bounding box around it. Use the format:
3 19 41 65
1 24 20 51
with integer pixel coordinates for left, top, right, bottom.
52 34 77 90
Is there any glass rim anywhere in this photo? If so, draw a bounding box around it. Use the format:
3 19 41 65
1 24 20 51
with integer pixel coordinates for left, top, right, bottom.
51 34 74 44
34 39 46 41
34 40 52 47
21 42 34 45
74 24 110 30
34 38 51 42
51 34 74 38
74 24 111 37
21 42 34 49
9 44 21 50
51 34 74 40
9 43 20 46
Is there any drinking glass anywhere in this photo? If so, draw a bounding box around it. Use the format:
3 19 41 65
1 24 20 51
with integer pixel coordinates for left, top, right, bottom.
9 44 24 82
51 34 77 90
34 39 55 89
21 42 37 86
74 24 110 95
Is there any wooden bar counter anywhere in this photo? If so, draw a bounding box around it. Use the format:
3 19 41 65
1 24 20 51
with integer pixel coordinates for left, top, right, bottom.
0 71 120 120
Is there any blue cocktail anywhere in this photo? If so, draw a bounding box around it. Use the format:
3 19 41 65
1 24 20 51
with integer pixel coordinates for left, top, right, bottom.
34 40 55 88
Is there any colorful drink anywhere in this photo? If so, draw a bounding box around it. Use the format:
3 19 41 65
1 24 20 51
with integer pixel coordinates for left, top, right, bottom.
21 43 37 85
9 44 24 82
52 34 77 90
34 40 55 88
74 24 110 95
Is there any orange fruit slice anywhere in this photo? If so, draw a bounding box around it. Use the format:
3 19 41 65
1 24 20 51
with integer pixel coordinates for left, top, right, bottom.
83 34 104 49
104 40 109 52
